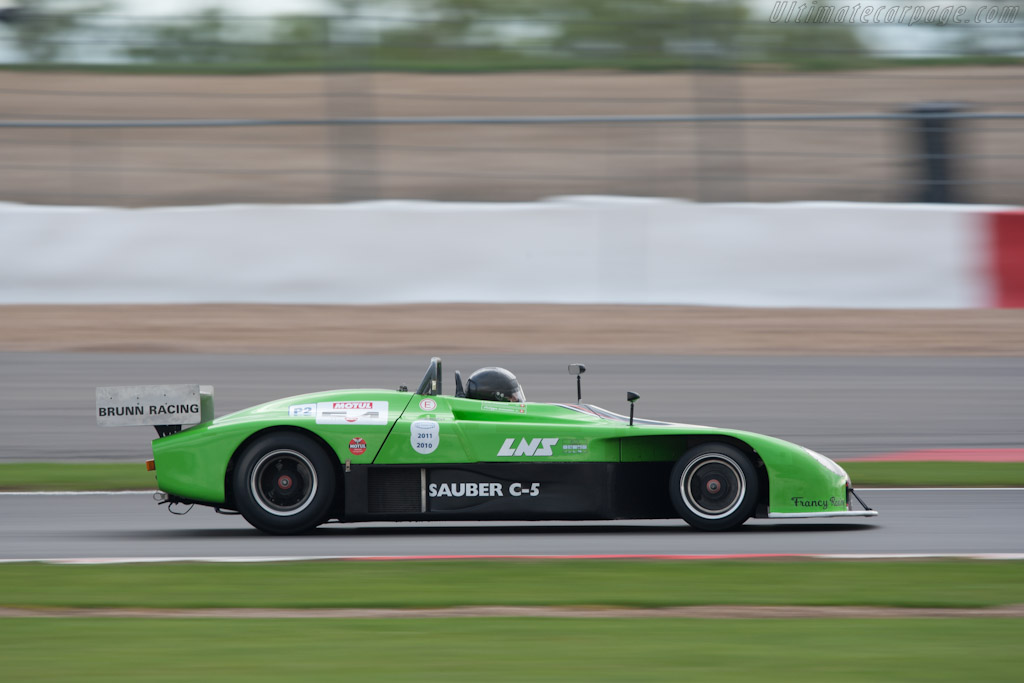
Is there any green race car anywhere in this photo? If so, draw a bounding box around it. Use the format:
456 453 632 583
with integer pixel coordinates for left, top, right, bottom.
97 357 876 534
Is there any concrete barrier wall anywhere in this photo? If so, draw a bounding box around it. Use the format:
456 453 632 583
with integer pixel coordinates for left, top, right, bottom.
1 197 1019 308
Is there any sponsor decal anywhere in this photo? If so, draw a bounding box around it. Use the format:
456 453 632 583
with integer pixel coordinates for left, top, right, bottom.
147 404 198 416
509 482 541 497
316 400 389 426
419 398 437 411
561 439 588 454
428 482 540 498
98 403 199 418
411 420 440 455
348 437 368 456
334 401 372 410
497 437 558 457
480 402 527 414
791 496 846 508
96 385 204 427
429 482 502 498
97 406 144 417
288 404 315 418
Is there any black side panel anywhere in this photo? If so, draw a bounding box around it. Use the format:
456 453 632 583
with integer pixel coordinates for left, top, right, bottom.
343 465 366 516
610 461 676 519
343 462 676 522
368 467 421 514
425 464 612 519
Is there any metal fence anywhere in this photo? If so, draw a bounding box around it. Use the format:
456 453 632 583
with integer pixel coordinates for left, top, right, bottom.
1 10 1023 206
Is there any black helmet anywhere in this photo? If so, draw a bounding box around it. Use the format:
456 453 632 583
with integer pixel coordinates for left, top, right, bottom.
465 367 525 403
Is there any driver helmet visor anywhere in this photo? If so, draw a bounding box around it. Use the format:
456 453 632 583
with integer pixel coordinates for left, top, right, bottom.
505 386 526 403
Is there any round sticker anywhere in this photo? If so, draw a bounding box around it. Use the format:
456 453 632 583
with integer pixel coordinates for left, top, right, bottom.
411 420 439 455
348 437 367 456
419 398 437 411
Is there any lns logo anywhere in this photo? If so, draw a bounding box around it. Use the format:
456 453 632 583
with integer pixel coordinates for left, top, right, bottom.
497 437 558 457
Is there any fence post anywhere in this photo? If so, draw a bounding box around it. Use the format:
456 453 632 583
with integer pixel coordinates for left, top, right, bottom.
907 102 965 203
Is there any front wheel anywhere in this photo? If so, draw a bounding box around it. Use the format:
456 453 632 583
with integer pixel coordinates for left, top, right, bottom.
233 432 337 535
669 443 758 531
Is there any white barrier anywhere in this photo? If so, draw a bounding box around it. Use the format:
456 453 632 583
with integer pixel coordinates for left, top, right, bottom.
0 197 998 308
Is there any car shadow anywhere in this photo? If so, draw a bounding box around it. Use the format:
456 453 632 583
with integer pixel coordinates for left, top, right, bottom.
736 522 876 533
314 522 877 537
91 520 876 541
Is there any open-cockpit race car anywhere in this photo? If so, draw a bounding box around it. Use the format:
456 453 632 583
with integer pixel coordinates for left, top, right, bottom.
96 357 876 534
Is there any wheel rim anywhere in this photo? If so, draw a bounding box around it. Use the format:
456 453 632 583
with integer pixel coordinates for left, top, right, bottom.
680 454 746 520
250 449 318 517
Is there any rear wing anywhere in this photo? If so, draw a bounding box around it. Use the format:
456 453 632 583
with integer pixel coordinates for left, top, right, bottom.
96 384 214 437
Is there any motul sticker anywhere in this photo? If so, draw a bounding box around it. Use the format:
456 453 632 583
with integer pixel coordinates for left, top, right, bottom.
419 398 437 411
316 401 389 425
348 437 368 456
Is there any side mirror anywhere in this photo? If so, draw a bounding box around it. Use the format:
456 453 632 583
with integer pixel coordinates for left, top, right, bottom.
627 391 640 426
569 363 587 402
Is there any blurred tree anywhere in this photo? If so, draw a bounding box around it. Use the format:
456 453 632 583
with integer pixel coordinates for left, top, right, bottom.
366 0 518 50
545 0 750 64
127 10 342 68
262 15 331 65
331 0 863 69
0 0 109 63
110 0 867 71
124 8 231 64
752 8 867 69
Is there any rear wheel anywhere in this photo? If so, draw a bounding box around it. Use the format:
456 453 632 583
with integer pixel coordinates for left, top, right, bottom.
669 443 758 531
233 432 337 535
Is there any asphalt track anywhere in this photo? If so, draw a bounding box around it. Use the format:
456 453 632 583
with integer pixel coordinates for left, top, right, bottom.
2 351 1022 561
2 352 1023 462
1 489 1021 561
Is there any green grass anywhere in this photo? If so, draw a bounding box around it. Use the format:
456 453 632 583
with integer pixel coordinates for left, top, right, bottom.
2 461 1021 492
0 463 155 491
0 618 1020 682
842 461 1024 487
3 560 1020 680
2 560 1022 610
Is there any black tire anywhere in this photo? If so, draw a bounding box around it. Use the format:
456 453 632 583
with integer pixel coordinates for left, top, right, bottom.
669 443 758 531
233 432 337 535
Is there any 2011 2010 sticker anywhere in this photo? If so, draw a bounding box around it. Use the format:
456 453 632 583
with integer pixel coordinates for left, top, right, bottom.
411 420 440 454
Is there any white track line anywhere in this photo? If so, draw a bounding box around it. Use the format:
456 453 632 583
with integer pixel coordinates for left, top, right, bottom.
0 490 154 496
861 487 1024 492
1 553 1024 565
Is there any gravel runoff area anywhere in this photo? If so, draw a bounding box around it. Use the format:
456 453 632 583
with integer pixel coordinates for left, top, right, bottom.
3 305 1022 356
3 605 1024 619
